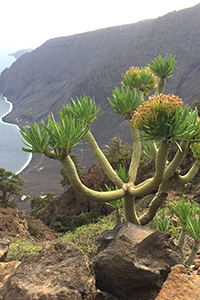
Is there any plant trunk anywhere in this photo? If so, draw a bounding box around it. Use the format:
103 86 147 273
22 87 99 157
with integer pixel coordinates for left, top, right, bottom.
178 228 187 250
185 240 199 266
124 194 140 224
128 123 141 184
115 208 122 225
156 77 166 94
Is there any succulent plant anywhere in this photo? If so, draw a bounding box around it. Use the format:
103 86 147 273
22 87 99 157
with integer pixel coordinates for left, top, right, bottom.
20 54 200 226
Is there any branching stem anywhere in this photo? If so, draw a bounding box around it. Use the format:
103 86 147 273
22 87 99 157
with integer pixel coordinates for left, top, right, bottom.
61 155 126 202
84 131 124 188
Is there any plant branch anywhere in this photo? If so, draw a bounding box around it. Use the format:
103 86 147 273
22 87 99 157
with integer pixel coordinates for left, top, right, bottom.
131 139 170 197
177 159 200 185
164 140 189 181
61 155 126 202
185 240 200 265
139 178 171 225
128 122 141 184
84 130 124 188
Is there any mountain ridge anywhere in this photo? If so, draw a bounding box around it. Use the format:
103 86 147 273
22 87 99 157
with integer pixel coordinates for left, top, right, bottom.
0 4 200 196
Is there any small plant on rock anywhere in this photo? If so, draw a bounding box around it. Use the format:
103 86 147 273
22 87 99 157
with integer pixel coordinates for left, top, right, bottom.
171 198 198 249
152 210 170 232
180 213 200 265
20 54 200 226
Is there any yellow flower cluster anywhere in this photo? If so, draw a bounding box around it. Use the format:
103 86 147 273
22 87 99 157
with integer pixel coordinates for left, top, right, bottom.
131 94 183 129
122 66 158 95
124 66 140 77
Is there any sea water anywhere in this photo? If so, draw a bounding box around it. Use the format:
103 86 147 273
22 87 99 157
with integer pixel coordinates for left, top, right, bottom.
0 94 32 174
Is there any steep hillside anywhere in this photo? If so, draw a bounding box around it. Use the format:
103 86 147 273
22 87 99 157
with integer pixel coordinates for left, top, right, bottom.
0 20 151 126
0 4 200 197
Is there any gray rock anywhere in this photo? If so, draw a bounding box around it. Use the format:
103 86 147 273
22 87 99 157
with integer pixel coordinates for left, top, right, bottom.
92 222 182 299
0 240 96 299
0 234 9 262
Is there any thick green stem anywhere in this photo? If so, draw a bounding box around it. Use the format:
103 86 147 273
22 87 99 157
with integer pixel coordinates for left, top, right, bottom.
185 240 199 266
156 77 166 94
84 131 124 188
61 155 126 202
128 122 141 184
164 140 189 181
139 179 171 225
124 194 140 224
178 228 187 250
131 139 170 197
177 159 200 185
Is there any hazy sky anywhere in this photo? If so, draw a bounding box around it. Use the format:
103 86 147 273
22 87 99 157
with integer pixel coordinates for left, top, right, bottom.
2 0 200 49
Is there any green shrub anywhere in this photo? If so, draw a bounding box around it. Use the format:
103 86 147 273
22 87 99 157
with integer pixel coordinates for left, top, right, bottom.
60 213 115 255
53 210 99 233
6 238 40 262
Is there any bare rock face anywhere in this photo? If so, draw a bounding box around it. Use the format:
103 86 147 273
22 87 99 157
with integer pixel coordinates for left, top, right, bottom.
92 222 182 299
0 205 32 240
0 234 9 262
156 264 200 300
0 261 21 286
0 241 96 300
155 264 200 300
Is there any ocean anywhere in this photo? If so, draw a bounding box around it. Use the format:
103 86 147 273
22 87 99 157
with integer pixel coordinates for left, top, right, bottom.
0 94 32 174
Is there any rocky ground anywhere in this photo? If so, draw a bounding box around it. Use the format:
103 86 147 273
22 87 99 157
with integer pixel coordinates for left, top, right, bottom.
0 144 200 298
0 202 200 299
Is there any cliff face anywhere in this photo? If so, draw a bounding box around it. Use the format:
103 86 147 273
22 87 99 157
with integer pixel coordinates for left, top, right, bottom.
1 4 200 196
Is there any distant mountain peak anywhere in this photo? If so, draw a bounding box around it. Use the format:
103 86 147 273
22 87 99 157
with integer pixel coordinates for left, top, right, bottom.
8 49 33 59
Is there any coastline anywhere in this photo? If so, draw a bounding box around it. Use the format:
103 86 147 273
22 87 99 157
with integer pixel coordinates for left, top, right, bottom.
0 94 32 174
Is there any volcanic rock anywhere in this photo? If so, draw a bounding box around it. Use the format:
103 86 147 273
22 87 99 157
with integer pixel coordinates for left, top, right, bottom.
0 240 96 300
92 222 182 299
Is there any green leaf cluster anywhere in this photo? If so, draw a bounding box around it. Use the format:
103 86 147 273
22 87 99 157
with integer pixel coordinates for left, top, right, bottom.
115 164 129 183
21 95 103 158
107 86 142 120
153 210 170 232
181 214 200 242
60 95 103 124
103 185 123 210
20 123 49 153
142 140 160 159
42 114 89 158
122 67 157 95
172 197 197 225
147 54 178 78
21 113 89 159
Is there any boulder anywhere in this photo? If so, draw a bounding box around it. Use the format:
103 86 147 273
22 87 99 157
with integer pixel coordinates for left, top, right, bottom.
0 205 32 239
0 261 21 286
0 240 96 300
155 264 200 300
92 222 182 299
0 234 9 262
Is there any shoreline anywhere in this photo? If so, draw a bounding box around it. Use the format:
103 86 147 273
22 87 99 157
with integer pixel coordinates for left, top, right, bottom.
0 95 32 174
